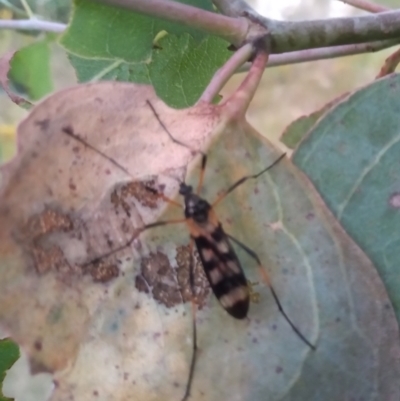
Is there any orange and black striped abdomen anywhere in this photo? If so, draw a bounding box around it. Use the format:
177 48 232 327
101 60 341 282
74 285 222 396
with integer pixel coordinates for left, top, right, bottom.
194 225 249 319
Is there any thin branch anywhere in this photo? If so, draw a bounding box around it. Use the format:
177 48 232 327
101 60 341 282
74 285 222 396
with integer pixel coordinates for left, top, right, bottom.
0 0 29 17
93 0 400 55
265 11 400 53
339 0 390 13
199 42 254 104
19 0 34 18
94 0 249 46
236 39 399 71
0 19 66 32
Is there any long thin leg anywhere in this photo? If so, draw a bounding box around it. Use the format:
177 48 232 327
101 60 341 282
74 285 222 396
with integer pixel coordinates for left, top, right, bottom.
62 126 132 177
144 185 182 208
86 218 186 265
212 153 286 208
226 233 316 351
181 239 198 401
195 154 207 195
62 126 183 209
146 100 208 195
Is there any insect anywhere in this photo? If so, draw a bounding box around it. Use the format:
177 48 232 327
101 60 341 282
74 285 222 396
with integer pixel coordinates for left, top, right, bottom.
62 100 316 401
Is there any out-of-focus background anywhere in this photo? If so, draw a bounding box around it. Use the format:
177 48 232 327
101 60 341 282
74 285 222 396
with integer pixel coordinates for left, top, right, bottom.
0 0 398 159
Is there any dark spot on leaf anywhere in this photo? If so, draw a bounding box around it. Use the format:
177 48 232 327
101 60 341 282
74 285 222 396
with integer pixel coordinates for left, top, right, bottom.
31 245 66 274
69 179 77 191
275 366 283 374
135 248 209 309
110 179 159 215
34 119 50 130
26 208 73 238
306 212 314 220
61 125 74 135
176 245 209 307
34 339 42 351
87 260 119 283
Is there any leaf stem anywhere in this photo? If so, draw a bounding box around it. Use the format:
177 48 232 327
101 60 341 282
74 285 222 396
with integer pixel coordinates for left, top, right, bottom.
199 43 254 104
223 47 269 120
93 0 249 46
19 0 34 19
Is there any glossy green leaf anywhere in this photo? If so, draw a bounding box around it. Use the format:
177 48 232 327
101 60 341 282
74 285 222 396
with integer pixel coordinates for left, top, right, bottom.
9 40 52 101
60 0 231 107
293 73 400 323
0 82 398 401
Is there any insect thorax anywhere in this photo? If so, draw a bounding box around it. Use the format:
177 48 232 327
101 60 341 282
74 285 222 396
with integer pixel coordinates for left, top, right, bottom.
183 193 211 223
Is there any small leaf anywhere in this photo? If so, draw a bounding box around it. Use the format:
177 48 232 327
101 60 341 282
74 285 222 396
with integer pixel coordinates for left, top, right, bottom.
293 73 400 323
0 52 32 109
9 40 53 101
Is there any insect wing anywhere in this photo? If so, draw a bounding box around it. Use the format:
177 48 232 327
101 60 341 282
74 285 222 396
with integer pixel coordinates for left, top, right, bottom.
194 225 249 319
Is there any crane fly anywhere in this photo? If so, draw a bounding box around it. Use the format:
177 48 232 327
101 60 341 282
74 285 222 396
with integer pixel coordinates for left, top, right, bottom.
62 100 316 401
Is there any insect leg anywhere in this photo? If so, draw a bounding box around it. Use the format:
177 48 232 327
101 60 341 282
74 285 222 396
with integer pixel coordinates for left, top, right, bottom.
212 153 286 208
226 233 316 351
181 238 198 401
86 218 187 265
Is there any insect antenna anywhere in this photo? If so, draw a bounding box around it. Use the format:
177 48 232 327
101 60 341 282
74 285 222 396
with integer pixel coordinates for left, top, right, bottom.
212 152 286 208
146 100 207 194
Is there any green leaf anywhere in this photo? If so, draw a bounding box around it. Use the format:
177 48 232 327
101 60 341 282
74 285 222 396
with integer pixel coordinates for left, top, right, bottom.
149 34 231 107
281 94 348 149
292 73 400 323
67 54 150 83
0 338 19 401
60 0 231 107
9 40 53 100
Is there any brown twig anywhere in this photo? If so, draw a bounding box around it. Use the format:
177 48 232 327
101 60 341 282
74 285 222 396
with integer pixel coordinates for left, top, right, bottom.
94 0 249 46
238 39 400 71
